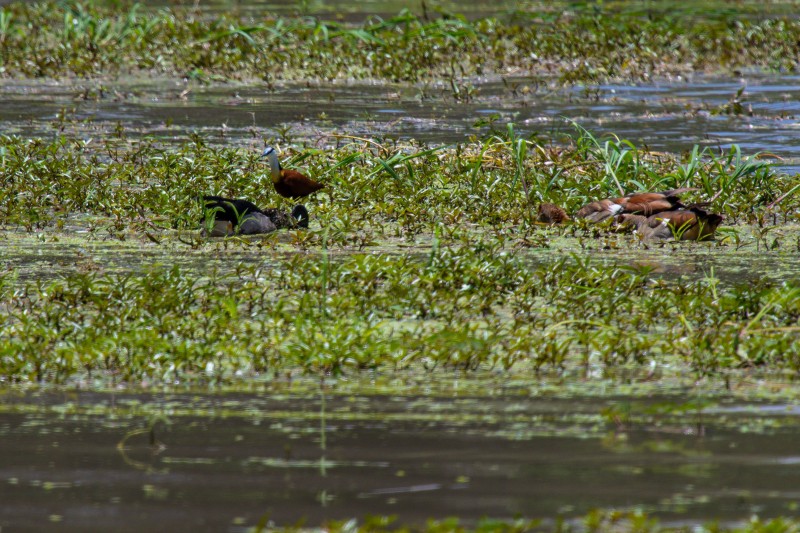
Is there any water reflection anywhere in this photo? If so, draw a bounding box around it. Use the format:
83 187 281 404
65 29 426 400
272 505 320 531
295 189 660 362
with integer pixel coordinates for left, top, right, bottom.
2 75 799 173
1 387 799 531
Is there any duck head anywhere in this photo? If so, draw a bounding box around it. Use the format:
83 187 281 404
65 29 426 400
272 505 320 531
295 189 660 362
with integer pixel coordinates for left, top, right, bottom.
537 203 570 224
261 146 282 183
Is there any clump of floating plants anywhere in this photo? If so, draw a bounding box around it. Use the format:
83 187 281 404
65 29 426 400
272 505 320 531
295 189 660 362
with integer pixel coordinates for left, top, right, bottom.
303 513 800 533
1 1 800 82
0 126 791 235
1 126 799 386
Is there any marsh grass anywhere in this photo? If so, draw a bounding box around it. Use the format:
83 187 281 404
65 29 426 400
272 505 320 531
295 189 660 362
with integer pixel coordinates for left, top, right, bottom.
2 2 800 82
309 513 800 533
1 124 800 385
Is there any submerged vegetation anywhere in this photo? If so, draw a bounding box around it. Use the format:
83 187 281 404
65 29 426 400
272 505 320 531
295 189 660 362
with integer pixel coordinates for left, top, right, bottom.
1 1 800 82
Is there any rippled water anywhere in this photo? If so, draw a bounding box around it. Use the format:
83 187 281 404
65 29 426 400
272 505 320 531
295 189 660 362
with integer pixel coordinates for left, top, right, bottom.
3 74 799 174
2 384 800 531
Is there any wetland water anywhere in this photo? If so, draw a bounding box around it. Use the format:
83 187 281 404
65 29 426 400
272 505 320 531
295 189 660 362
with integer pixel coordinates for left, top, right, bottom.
3 383 800 532
3 74 800 174
4 41 800 529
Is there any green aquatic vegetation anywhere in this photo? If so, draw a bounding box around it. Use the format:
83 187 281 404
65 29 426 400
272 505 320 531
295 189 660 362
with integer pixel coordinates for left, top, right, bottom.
4 242 800 384
2 2 800 82
1 127 800 385
0 127 794 240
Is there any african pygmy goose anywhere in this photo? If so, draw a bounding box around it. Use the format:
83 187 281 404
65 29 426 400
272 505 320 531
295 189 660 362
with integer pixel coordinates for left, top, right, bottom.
261 146 325 200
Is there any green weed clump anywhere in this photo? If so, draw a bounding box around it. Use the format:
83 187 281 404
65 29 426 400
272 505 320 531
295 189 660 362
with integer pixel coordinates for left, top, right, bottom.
1 1 800 82
4 241 800 384
0 127 792 237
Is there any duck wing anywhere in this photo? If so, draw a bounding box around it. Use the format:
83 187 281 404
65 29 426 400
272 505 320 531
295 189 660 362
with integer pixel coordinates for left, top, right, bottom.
203 196 264 222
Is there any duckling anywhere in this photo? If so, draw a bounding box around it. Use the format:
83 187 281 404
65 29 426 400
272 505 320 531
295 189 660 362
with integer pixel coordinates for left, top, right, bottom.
617 207 723 241
201 195 309 236
575 188 696 222
261 146 325 199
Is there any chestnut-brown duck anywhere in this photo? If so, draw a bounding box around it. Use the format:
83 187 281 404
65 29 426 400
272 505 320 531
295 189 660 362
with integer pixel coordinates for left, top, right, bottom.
616 207 723 241
537 188 696 224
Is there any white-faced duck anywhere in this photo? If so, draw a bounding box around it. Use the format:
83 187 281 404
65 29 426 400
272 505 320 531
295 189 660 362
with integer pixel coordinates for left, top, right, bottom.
202 195 309 237
261 146 325 200
537 188 722 240
616 207 723 241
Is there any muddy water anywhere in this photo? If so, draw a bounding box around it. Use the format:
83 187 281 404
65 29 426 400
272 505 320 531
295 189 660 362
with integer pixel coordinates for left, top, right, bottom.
140 0 525 20
2 385 800 531
2 74 799 173
4 43 800 531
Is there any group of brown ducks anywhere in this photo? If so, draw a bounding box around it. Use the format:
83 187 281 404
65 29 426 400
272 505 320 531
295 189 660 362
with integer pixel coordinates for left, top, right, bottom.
537 188 723 241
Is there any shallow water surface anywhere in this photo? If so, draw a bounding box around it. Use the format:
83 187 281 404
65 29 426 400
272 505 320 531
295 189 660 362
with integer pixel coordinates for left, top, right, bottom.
2 74 799 173
3 223 800 285
2 383 800 531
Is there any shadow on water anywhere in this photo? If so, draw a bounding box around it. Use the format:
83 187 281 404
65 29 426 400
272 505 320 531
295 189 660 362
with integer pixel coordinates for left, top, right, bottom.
2 383 800 531
3 74 800 172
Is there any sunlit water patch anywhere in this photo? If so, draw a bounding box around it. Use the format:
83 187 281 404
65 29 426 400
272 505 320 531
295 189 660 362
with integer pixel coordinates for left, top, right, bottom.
2 75 799 173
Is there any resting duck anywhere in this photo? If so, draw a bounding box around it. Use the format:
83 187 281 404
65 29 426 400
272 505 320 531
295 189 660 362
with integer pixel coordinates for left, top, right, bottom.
575 188 695 222
261 146 325 199
536 188 722 240
201 195 309 237
616 207 723 241
538 188 695 224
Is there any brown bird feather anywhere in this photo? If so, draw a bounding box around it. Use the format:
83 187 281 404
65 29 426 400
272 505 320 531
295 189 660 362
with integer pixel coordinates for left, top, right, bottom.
262 146 325 200
273 169 325 200
537 203 570 224
617 206 723 241
576 188 696 221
